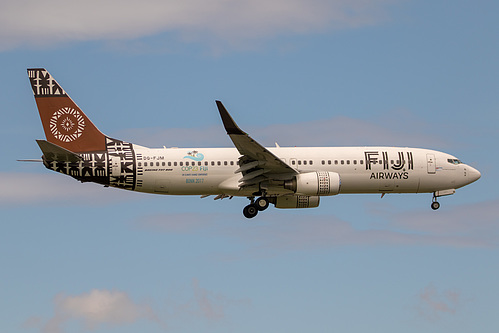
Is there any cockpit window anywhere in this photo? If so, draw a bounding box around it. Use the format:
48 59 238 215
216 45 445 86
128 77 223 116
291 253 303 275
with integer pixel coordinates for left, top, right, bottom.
447 159 462 165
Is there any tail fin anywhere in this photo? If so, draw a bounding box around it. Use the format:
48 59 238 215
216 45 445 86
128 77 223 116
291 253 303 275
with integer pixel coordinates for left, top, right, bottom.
27 68 106 152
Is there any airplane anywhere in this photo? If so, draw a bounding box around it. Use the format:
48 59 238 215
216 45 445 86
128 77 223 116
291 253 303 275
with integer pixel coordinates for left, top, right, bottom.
26 68 481 218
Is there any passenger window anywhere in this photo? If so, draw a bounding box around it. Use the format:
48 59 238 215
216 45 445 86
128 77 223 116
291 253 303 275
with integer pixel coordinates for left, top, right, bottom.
328 160 331 165
335 160 338 165
180 162 183 166
162 162 165 166
186 162 189 166
310 160 313 165
224 161 228 166
156 162 159 166
298 160 302 165
292 160 296 165
322 160 325 165
217 161 221 166
346 160 350 165
168 162 171 166
360 160 364 164
303 160 307 165
174 162 177 166
353 160 357 165
341 160 344 165
230 161 234 166
205 161 208 166
138 162 142 167
198 162 201 166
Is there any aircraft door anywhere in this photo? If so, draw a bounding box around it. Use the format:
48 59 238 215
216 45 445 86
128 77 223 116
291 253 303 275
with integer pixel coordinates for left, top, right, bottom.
110 155 121 178
426 154 436 174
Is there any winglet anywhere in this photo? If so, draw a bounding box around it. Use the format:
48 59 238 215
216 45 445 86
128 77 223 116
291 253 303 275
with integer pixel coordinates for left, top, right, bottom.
215 100 297 175
216 101 245 135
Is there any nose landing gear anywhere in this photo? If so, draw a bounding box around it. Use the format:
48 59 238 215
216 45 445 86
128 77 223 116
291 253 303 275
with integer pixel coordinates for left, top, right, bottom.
431 200 440 210
430 189 456 210
431 193 440 210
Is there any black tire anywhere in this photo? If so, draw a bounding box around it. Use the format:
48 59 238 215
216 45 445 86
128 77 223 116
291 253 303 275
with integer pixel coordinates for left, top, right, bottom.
243 204 258 218
431 201 440 210
255 197 270 211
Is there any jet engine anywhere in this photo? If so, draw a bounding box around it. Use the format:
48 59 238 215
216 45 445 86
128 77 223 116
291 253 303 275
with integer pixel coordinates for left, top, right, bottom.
284 171 341 196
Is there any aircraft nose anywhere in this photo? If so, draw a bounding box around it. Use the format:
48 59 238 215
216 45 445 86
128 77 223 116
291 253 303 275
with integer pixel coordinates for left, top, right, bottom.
468 166 481 183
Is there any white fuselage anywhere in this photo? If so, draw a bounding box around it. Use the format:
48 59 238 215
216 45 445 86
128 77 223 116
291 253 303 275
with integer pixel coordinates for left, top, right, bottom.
130 146 480 197
28 69 481 216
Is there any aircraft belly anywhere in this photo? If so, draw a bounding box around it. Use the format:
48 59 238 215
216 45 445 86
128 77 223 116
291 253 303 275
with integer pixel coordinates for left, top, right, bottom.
137 170 229 195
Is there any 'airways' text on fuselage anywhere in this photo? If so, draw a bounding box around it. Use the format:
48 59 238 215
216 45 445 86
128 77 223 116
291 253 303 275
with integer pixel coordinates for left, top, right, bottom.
370 172 409 180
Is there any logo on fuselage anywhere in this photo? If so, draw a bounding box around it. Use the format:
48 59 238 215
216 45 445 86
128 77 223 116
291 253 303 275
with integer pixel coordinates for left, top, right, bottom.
50 107 85 142
364 151 414 171
184 151 204 161
365 150 414 181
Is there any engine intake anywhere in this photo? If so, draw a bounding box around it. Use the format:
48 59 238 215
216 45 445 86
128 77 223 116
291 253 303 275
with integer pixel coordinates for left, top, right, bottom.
284 171 341 196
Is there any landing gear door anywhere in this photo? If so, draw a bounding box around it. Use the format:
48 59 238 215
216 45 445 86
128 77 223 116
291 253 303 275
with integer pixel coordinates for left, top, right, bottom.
427 154 436 174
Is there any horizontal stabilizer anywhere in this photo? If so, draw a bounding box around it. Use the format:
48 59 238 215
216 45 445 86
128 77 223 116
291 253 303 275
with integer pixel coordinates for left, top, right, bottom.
17 159 43 162
36 140 82 162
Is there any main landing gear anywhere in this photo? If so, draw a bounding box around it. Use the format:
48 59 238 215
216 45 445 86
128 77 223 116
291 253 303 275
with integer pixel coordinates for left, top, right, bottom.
243 196 269 219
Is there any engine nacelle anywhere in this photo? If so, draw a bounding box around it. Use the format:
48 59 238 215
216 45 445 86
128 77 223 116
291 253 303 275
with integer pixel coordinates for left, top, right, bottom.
274 195 320 209
284 171 341 196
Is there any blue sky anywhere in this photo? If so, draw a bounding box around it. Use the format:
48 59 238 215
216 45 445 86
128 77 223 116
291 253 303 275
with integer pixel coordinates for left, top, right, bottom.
1 1 498 332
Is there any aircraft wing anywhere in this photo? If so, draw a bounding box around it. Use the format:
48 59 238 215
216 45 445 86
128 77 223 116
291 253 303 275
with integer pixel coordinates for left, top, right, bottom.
216 101 297 188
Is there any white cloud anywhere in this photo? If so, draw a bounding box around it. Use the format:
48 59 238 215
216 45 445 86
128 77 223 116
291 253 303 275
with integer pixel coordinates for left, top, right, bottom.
0 0 396 51
113 125 228 148
370 200 499 248
42 289 157 333
29 283 247 332
0 172 141 206
116 112 449 149
136 199 499 255
252 114 449 148
192 278 226 320
168 278 250 322
417 284 461 321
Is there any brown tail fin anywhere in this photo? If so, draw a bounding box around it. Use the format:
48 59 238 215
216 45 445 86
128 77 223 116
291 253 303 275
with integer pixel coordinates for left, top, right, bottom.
27 68 106 152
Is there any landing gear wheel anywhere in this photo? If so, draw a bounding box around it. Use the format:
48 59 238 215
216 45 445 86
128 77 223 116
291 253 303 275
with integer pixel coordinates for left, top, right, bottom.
243 204 259 218
255 197 270 211
431 201 440 210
